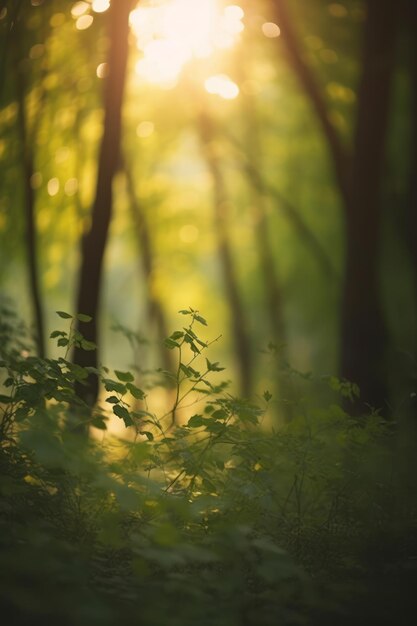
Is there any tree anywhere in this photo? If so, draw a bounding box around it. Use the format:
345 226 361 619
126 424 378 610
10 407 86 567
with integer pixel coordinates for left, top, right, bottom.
14 28 45 357
73 0 134 407
0 3 51 357
197 106 253 396
123 155 174 376
271 0 399 412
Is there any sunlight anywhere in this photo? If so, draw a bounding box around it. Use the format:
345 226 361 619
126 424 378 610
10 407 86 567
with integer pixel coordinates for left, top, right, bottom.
92 0 110 12
129 0 244 88
204 74 239 99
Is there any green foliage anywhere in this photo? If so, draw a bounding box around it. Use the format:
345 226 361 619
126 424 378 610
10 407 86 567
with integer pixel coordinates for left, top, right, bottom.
0 306 416 625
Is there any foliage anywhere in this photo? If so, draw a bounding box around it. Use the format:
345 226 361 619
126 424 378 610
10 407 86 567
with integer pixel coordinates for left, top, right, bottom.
1 305 416 625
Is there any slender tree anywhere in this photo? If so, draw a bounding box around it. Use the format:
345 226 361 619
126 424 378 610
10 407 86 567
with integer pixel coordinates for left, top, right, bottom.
14 30 45 358
123 156 174 375
405 0 417 317
197 108 253 396
238 80 288 367
73 0 133 406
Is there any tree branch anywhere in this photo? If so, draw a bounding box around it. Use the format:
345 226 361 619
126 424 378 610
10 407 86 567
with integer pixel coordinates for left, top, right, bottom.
271 0 350 203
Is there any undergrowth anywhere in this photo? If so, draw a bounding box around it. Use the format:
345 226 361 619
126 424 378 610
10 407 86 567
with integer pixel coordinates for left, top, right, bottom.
0 303 416 625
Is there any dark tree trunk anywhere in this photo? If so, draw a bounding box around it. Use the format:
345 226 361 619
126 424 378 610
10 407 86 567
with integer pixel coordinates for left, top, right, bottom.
15 45 45 358
404 0 417 317
340 0 398 412
73 0 133 406
198 110 253 396
272 0 398 412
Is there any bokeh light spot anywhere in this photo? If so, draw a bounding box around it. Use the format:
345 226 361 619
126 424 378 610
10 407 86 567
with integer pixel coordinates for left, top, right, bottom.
76 14 94 30
71 2 89 18
262 22 280 38
47 178 60 197
96 62 109 78
64 178 79 196
92 0 110 13
205 74 239 100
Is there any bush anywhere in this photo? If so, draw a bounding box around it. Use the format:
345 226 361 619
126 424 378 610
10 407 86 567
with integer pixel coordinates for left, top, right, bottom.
1 304 416 625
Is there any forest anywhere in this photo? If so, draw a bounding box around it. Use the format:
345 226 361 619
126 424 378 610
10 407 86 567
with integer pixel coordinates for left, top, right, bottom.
0 0 416 623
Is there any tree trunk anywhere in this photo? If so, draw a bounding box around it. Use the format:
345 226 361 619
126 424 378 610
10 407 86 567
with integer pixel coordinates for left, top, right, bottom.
238 82 287 365
272 0 398 412
198 110 253 396
15 42 45 358
340 0 398 412
404 0 417 319
123 158 174 375
73 0 133 406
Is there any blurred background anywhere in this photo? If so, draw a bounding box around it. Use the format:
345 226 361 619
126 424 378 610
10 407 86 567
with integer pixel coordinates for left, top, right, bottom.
0 0 415 422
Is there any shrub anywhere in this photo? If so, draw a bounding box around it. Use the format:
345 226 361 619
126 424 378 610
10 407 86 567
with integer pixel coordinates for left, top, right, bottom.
1 304 416 625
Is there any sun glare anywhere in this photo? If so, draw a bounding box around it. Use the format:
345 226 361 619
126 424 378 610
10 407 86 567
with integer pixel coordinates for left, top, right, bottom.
129 0 244 91
205 74 239 99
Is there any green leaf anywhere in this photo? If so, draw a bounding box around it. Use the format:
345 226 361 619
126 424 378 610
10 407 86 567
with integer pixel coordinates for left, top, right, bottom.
263 390 272 402
0 394 13 403
126 382 145 399
115 370 134 382
194 314 207 326
140 431 154 441
103 379 126 394
206 359 225 372
92 416 107 430
179 363 193 378
50 330 66 339
15 382 43 405
212 409 228 420
77 313 92 322
164 338 180 349
105 395 119 404
56 311 72 319
187 414 204 428
205 420 224 433
68 363 89 381
199 379 214 389
169 330 184 341
57 337 69 347
178 309 192 315
113 404 134 427
193 387 211 395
